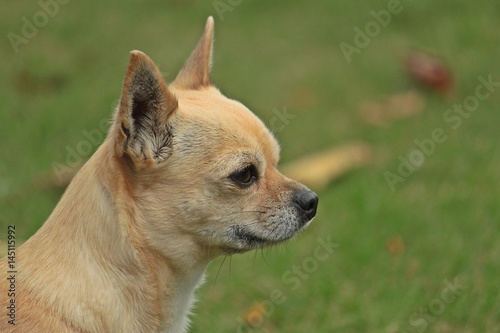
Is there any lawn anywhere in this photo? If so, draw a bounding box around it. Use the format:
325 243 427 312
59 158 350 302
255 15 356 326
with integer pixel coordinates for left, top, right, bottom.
1 0 499 332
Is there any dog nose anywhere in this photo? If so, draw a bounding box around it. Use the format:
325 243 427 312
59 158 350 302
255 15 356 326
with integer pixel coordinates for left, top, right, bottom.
293 189 319 220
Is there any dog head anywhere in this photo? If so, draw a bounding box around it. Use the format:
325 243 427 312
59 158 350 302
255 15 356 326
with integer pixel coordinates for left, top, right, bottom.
110 17 318 257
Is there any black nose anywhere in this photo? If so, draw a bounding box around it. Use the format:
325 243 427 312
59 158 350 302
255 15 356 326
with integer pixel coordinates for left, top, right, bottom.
293 189 319 220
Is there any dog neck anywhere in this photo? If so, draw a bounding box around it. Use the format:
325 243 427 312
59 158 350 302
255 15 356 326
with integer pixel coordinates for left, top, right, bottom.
19 141 209 333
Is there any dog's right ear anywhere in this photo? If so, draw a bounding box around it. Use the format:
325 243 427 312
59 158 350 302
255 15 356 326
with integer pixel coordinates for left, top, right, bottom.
113 51 178 168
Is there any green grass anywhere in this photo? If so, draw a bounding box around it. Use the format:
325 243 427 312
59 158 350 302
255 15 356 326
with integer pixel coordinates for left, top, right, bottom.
1 1 499 332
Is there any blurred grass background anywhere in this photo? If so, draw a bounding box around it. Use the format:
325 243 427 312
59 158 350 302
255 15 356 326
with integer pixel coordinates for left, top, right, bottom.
1 0 499 332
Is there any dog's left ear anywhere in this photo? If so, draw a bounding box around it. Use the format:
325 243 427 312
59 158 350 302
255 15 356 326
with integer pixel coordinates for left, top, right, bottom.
172 16 214 89
113 50 178 167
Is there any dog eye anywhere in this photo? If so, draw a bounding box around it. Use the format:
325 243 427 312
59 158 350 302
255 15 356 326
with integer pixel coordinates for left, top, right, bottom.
230 165 258 187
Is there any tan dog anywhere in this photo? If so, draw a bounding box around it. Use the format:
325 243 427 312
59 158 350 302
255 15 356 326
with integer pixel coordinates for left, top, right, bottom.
0 17 318 333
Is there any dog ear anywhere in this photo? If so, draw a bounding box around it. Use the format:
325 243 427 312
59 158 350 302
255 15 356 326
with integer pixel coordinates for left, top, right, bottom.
172 16 214 90
113 50 178 167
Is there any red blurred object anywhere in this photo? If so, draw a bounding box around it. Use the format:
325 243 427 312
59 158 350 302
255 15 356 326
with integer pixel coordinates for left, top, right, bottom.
405 51 454 96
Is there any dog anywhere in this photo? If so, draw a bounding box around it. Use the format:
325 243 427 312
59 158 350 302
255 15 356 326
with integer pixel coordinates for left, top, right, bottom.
0 17 318 333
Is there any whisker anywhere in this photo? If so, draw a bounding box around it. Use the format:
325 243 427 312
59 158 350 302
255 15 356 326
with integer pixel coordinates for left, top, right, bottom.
212 255 228 292
261 247 269 266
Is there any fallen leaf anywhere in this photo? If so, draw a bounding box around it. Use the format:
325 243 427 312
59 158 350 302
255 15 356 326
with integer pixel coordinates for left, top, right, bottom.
359 90 425 126
405 50 454 96
12 70 68 94
241 302 268 328
280 142 372 191
288 86 317 110
386 235 405 255
386 90 426 119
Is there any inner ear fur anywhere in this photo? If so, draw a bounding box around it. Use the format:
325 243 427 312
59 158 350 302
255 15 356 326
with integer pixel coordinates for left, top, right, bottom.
112 16 216 166
114 51 178 167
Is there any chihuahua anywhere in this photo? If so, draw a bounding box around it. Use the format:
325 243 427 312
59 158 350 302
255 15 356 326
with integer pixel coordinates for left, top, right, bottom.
0 17 318 333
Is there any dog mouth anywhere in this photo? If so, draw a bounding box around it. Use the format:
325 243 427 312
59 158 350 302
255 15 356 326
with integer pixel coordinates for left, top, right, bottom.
220 201 317 254
222 225 297 254
234 226 270 245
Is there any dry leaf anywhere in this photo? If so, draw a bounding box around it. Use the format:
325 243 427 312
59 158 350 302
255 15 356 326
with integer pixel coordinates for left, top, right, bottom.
405 51 454 96
359 90 425 126
288 86 317 110
241 302 268 328
280 142 372 191
386 235 405 255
